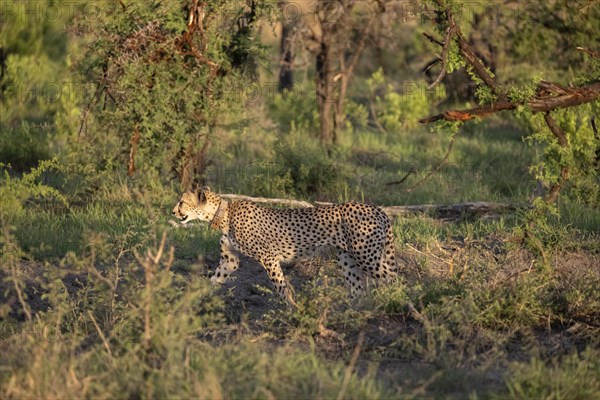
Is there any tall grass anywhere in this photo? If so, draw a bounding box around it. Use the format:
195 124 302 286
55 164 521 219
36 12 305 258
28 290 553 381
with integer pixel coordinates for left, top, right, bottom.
1 118 599 398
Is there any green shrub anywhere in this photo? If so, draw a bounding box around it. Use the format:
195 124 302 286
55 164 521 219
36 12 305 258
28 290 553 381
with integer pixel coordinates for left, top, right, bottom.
0 160 66 221
367 68 441 133
505 349 600 400
271 129 344 199
269 90 320 133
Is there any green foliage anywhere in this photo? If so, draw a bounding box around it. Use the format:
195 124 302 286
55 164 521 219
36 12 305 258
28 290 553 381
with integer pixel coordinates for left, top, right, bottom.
344 99 370 131
264 266 367 339
367 68 440 132
0 230 392 399
270 129 343 198
2 1 600 398
446 40 466 74
269 90 320 133
508 1 600 82
505 349 600 400
0 160 67 220
70 0 274 185
523 105 600 207
0 0 82 170
0 122 51 172
0 230 225 399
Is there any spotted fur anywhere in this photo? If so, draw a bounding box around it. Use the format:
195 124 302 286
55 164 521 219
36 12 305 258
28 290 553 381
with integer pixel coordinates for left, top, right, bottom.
172 187 397 304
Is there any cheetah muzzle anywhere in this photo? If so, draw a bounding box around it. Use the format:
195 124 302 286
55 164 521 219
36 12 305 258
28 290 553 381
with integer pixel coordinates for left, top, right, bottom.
172 187 398 305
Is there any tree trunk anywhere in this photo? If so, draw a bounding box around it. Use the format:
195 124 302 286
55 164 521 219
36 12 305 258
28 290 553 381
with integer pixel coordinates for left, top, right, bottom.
278 21 294 92
316 30 334 146
180 133 211 190
0 47 5 83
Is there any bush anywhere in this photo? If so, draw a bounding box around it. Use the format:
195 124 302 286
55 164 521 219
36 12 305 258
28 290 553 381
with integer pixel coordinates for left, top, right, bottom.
234 128 347 199
270 129 344 199
367 68 441 133
505 349 600 400
0 160 66 221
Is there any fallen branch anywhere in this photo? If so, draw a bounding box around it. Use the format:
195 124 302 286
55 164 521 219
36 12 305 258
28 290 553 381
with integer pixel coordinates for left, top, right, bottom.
219 194 313 208
220 195 525 221
380 201 523 220
576 46 600 59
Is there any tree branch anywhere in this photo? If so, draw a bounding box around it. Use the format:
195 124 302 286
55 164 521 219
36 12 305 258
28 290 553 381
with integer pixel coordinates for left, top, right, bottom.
542 113 570 202
426 3 501 95
427 24 456 89
543 112 568 147
420 81 600 124
422 32 444 47
455 30 500 95
576 46 600 59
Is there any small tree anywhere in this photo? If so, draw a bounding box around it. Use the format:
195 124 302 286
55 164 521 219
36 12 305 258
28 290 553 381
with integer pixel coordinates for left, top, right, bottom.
72 1 273 188
419 0 600 206
290 0 390 147
0 0 75 170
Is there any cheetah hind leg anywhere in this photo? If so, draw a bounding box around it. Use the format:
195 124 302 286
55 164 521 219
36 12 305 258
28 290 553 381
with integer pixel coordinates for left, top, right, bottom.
338 251 365 299
380 226 398 282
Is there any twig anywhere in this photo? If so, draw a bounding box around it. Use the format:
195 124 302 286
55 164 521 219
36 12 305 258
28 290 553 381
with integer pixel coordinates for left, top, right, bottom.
10 263 32 322
422 32 444 47
406 301 425 323
76 81 105 148
88 310 114 360
385 166 416 186
86 263 116 290
336 330 365 400
368 96 388 134
427 24 457 89
404 132 457 192
406 243 451 265
576 46 600 59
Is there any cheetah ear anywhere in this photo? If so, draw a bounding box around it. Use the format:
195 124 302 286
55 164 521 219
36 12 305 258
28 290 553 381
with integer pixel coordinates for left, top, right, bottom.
193 187 204 202
202 186 211 193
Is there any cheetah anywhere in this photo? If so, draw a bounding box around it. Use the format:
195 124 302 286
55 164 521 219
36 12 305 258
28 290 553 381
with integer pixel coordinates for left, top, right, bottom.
172 187 397 304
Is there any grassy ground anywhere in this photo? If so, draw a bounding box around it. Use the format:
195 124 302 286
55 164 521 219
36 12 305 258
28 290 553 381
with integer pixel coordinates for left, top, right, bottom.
1 121 600 399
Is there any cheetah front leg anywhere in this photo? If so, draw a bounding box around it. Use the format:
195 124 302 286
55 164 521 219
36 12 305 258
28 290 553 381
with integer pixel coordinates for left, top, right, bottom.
211 235 240 284
338 251 365 299
260 257 296 307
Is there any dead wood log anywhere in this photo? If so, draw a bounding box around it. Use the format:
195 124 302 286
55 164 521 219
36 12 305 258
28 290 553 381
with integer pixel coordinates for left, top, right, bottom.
218 194 313 208
380 202 523 220
218 194 524 221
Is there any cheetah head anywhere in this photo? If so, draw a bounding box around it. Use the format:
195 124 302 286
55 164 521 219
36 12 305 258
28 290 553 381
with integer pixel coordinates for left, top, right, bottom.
172 186 220 224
